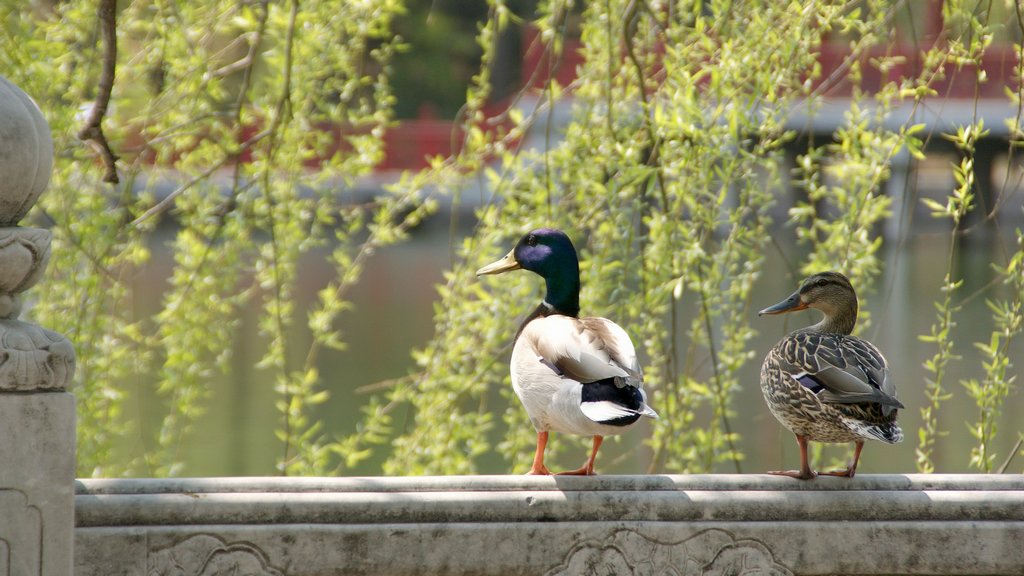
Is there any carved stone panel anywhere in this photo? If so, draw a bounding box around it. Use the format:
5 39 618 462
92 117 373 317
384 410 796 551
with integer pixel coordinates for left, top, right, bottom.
0 489 42 576
0 394 75 576
148 535 283 576
546 528 793 576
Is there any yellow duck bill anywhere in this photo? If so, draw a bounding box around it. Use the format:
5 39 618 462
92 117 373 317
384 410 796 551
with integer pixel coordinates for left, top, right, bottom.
476 249 521 276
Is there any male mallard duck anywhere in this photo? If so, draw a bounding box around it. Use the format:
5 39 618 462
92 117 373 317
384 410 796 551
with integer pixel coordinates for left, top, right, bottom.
477 228 658 475
758 271 903 479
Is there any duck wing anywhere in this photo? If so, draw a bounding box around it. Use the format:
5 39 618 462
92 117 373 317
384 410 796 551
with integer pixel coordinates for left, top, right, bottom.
525 315 641 385
777 332 903 412
521 315 656 425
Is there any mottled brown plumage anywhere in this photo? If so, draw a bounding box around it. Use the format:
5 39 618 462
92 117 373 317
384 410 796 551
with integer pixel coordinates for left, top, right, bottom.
759 272 903 479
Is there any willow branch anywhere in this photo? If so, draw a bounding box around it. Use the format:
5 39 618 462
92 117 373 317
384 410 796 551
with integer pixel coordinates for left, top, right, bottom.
78 0 119 184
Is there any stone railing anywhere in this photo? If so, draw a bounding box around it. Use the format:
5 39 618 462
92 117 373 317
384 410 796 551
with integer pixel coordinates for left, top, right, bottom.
74 474 1024 575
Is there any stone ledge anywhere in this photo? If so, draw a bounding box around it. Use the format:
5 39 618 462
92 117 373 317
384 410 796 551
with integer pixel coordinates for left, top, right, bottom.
76 473 1024 493
74 474 1024 576
76 480 1024 526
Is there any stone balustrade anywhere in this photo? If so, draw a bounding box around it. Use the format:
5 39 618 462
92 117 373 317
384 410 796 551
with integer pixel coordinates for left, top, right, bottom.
74 474 1024 575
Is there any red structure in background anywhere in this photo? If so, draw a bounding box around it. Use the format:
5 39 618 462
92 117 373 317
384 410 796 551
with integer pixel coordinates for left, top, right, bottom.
376 3 1021 172
377 113 461 171
373 25 583 172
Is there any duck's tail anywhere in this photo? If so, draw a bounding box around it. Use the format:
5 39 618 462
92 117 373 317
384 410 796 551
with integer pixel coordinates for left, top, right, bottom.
861 422 904 444
639 404 659 419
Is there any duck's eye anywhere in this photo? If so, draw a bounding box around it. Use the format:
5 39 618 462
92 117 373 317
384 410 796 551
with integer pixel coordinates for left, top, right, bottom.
815 278 828 287
526 234 538 247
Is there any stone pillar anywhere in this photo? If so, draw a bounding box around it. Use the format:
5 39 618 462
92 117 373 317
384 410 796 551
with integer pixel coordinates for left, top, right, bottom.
0 76 76 575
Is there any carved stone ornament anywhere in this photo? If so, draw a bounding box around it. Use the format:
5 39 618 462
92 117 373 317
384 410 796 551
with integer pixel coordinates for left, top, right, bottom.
0 75 75 391
545 528 794 576
0 76 54 226
149 535 284 576
0 320 75 391
0 227 52 318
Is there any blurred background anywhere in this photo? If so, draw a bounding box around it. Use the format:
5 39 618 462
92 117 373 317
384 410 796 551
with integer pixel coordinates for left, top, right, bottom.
146 0 1022 476
3 0 1022 477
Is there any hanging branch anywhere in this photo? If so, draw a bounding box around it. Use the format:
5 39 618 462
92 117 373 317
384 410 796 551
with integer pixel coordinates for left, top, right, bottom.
77 0 119 184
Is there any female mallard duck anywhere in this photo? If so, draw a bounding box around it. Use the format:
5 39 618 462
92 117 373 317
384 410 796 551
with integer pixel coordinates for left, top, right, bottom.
758 271 903 479
477 228 658 475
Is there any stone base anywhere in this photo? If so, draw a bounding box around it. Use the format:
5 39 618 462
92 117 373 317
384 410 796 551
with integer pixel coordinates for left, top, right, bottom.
0 392 75 576
74 474 1024 575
